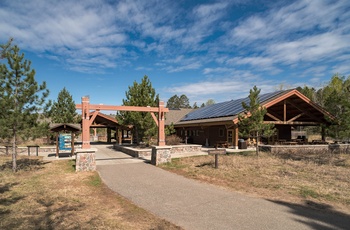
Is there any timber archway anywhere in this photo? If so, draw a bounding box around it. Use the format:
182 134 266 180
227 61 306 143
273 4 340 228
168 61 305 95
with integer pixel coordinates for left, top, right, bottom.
76 96 169 149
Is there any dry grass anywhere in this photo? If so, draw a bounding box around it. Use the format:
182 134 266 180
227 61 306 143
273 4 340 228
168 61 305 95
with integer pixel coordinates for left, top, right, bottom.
160 151 350 214
0 155 182 230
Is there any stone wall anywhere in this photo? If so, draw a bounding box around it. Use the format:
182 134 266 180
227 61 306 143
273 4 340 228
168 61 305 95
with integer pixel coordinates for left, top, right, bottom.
260 144 350 154
170 145 202 154
113 145 152 158
113 144 202 159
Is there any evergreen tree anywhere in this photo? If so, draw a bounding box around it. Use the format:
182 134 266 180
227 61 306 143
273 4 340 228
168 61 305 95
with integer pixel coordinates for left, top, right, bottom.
167 94 180 108
205 99 215 106
179 94 191 108
323 74 350 140
238 86 275 156
192 102 199 109
118 76 159 144
0 45 49 172
0 38 13 59
166 94 191 109
49 87 78 123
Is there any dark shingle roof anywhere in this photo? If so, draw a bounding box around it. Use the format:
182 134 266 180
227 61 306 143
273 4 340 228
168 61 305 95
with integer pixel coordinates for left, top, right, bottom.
165 108 194 125
181 90 287 121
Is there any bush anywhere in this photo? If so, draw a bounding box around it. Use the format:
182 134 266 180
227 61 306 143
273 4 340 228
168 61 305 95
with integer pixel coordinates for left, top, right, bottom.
166 135 183 145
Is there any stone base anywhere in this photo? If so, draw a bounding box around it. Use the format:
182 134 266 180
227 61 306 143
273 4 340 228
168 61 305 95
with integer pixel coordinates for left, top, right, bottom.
151 146 171 165
75 150 96 172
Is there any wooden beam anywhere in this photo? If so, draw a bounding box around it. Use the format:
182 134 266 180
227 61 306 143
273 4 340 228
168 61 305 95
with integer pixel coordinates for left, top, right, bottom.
287 113 304 122
266 112 282 121
151 112 158 126
89 111 99 126
283 100 287 122
76 104 169 113
264 121 319 125
286 99 323 122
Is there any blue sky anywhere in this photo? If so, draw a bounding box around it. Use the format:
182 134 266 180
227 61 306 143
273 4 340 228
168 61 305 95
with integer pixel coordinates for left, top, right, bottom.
1 0 350 108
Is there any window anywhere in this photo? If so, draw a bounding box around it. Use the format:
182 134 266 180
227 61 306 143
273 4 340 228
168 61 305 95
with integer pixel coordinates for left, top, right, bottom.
219 128 224 137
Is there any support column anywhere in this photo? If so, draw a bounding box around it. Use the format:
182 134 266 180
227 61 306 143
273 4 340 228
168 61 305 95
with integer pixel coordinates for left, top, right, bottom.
158 101 166 146
107 127 111 143
82 96 91 149
234 125 239 149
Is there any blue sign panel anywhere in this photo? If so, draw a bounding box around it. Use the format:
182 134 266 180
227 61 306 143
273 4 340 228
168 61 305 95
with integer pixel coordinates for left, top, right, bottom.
59 134 72 150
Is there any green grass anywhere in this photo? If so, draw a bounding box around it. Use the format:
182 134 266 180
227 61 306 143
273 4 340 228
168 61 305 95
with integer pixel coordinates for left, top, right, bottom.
86 173 102 187
299 186 319 198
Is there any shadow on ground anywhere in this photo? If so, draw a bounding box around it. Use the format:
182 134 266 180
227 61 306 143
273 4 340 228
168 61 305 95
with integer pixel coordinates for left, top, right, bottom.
0 158 49 171
268 199 350 230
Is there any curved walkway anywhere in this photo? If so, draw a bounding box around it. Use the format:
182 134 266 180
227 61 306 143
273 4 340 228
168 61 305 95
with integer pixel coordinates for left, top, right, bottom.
95 144 350 230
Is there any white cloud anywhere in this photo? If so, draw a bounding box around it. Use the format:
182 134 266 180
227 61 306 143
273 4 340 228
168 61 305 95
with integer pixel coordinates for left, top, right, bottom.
267 32 350 64
228 0 349 45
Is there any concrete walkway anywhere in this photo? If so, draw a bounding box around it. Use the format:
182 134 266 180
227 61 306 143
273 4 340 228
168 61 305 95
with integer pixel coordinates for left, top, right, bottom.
95 144 350 230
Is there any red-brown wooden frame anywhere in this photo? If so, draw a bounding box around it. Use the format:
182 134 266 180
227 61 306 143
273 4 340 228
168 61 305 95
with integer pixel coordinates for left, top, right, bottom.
76 96 169 149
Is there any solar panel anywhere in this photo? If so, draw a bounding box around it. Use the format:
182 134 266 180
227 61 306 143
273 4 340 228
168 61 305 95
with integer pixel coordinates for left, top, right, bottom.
181 90 285 121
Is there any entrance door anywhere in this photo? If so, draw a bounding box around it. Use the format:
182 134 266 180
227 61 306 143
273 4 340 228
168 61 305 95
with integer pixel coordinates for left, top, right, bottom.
227 129 233 146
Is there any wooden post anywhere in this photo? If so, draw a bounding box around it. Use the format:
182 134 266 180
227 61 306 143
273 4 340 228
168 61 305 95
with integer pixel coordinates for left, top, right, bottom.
208 149 226 169
71 132 75 156
81 96 91 149
234 125 239 149
158 101 166 146
56 133 59 157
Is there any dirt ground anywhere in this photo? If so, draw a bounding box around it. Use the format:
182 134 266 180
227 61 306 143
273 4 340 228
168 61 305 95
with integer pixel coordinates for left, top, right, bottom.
0 155 182 230
160 151 350 215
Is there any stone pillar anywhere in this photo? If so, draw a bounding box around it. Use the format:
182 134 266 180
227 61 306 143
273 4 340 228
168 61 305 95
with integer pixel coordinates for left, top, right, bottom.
75 150 96 172
151 146 172 165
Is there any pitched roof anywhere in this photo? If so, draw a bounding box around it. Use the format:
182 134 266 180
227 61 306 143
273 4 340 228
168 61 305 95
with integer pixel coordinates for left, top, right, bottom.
181 90 288 122
176 89 334 126
49 123 81 132
165 108 194 126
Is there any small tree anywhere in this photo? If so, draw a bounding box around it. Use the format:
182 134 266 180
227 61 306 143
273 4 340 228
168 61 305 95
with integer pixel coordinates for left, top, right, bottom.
118 76 159 144
49 87 79 123
0 45 49 172
238 86 275 156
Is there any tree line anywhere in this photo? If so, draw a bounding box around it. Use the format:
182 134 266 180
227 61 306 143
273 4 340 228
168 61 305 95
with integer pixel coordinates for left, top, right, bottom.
166 94 215 109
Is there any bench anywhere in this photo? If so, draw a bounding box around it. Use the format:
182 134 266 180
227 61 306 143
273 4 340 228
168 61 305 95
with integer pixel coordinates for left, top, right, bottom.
215 141 229 148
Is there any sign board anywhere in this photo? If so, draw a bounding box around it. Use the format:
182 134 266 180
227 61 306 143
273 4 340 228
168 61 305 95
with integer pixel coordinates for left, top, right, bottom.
208 149 226 155
59 134 72 150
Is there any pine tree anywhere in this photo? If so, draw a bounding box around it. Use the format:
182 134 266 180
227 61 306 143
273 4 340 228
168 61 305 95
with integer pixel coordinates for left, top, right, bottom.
49 87 78 123
166 94 191 109
118 76 159 144
0 45 49 172
238 86 275 156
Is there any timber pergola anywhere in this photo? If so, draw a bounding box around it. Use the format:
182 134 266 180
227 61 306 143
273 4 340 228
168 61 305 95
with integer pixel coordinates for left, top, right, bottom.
89 111 132 144
76 96 169 149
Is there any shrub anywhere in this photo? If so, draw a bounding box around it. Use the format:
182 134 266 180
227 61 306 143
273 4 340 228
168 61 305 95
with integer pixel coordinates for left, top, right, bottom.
166 135 183 145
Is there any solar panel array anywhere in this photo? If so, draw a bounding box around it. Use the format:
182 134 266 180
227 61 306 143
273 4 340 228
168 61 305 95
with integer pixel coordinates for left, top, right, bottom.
181 90 286 121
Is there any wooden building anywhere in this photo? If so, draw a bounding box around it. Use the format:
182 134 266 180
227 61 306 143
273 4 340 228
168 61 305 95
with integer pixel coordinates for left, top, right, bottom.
171 89 334 148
